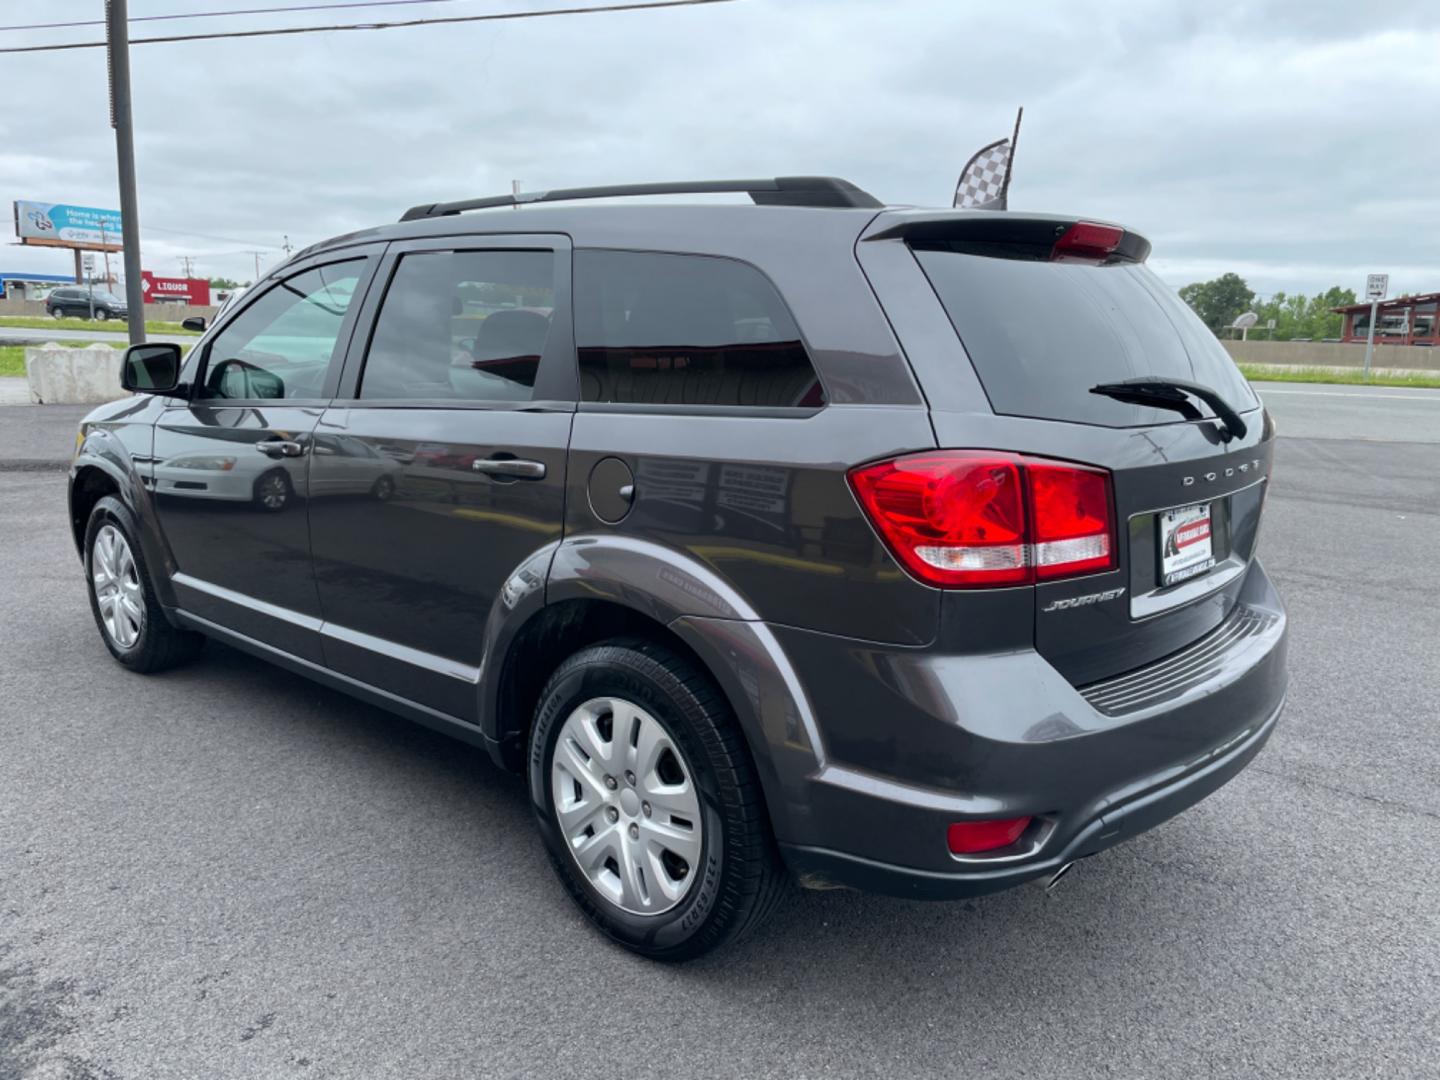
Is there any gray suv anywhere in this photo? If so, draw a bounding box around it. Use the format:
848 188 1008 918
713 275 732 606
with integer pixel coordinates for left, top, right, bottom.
68 177 1288 960
47 285 129 321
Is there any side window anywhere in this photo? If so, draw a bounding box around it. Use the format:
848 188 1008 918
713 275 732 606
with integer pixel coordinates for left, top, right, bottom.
358 249 555 402
200 261 363 400
574 250 825 409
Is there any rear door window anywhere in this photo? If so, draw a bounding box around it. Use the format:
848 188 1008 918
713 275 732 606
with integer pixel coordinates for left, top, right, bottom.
359 249 555 402
912 246 1258 427
574 249 824 409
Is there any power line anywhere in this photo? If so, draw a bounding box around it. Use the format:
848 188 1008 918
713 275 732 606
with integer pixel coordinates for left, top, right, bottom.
0 0 734 53
2 0 473 34
143 222 279 247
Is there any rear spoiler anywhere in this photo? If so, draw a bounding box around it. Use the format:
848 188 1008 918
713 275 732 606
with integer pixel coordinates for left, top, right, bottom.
861 210 1151 264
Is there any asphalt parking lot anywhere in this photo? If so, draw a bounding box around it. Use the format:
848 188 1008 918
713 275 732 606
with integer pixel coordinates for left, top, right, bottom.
3 385 1438 1079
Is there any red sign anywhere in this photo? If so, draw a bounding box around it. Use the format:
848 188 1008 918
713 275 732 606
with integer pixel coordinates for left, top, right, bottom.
140 271 211 306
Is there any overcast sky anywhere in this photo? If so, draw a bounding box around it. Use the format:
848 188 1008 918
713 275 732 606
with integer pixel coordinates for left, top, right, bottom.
2 0 1435 298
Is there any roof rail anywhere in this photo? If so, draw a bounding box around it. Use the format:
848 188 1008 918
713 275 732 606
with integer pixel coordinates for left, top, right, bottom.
399 176 882 221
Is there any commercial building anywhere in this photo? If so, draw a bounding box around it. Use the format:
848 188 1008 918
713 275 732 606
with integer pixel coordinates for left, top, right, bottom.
1333 293 1439 345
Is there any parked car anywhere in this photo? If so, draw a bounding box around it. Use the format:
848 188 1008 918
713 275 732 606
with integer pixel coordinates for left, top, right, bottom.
68 177 1288 960
47 286 129 321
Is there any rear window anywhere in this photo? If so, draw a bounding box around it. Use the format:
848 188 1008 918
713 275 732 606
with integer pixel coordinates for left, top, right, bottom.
912 246 1258 427
574 249 824 409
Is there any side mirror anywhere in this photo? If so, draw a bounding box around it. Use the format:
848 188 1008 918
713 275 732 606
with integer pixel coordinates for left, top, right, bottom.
208 358 284 400
181 316 207 332
121 342 184 394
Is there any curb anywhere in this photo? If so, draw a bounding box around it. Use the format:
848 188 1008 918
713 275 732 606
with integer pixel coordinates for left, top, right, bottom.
0 459 69 472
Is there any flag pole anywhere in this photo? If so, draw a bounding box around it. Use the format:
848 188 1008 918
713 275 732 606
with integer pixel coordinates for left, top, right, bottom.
999 106 1023 208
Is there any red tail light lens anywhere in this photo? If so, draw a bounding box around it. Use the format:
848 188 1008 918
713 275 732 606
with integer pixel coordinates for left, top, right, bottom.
848 451 1117 588
847 453 1028 587
1027 460 1115 579
947 816 1033 855
1051 221 1123 262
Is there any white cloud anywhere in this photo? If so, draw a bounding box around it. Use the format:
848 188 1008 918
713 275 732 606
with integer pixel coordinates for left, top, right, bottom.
0 0 1432 296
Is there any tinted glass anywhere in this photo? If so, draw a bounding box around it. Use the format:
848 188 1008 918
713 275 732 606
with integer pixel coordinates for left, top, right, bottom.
200 261 363 400
913 248 1259 427
574 250 824 408
359 250 555 402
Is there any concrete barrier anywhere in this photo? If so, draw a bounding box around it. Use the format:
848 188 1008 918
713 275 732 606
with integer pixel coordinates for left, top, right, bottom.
1223 339 1440 372
23 343 130 405
0 297 218 322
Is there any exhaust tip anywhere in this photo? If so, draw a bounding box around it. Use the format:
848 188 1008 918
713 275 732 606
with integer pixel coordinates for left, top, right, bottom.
1034 861 1077 895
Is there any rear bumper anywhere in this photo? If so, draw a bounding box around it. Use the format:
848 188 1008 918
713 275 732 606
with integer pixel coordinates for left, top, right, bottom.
677 558 1287 899
781 691 1282 898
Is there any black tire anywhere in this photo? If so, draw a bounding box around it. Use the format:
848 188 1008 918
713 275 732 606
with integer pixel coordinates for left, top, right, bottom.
253 469 292 512
83 495 205 674
49 306 64 319
371 474 396 501
528 637 787 961
96 307 111 321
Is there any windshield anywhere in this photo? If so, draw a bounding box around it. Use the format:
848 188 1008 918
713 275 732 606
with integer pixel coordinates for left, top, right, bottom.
913 246 1259 428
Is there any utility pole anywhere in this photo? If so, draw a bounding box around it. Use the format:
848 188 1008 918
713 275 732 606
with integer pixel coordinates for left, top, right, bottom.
248 251 264 280
282 235 293 257
106 0 145 346
180 255 194 278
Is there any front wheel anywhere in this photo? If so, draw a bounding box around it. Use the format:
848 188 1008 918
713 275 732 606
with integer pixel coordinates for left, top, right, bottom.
95 307 111 321
49 306 64 319
529 638 787 961
84 496 204 673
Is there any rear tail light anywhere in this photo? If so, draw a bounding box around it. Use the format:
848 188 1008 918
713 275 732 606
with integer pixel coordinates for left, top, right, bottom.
848 451 1116 588
1051 221 1123 263
947 816 1033 855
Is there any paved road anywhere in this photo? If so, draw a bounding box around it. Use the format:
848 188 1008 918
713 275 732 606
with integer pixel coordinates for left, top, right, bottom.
0 325 193 346
2 387 1438 1079
1253 381 1440 443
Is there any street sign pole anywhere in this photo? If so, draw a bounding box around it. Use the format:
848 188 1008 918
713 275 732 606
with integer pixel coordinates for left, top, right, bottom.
106 0 146 346
1362 299 1378 381
1363 273 1388 383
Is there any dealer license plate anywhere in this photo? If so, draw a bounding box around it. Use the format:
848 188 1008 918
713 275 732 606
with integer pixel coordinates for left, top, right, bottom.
1159 503 1215 586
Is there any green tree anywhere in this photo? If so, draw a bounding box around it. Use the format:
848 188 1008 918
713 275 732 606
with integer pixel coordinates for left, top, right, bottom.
208 276 243 289
1253 286 1358 340
1178 273 1255 334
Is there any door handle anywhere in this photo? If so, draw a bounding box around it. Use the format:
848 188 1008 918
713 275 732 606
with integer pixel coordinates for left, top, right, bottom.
256 439 304 458
472 457 546 480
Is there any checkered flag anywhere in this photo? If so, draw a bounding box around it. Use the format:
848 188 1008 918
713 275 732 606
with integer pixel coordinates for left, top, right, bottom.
953 108 1023 211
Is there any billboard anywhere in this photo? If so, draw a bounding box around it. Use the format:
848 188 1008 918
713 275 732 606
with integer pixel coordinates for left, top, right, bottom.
141 272 211 306
14 200 123 250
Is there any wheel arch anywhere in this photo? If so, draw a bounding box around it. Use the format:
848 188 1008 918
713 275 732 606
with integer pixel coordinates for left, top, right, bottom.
71 426 181 613
487 596 726 772
69 463 122 556
480 536 820 846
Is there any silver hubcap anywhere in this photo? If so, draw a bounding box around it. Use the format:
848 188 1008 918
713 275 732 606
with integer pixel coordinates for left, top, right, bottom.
259 475 287 509
92 524 144 649
551 697 703 916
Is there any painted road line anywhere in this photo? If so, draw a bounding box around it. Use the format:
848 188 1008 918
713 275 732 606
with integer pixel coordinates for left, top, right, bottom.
1255 388 1440 401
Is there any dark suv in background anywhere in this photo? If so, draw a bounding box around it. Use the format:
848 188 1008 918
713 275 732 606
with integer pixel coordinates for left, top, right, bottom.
69 177 1288 960
47 285 129 321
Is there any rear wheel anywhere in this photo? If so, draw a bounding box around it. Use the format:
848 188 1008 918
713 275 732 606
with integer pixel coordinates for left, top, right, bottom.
253 469 292 512
49 306 64 319
529 638 787 961
84 496 204 673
